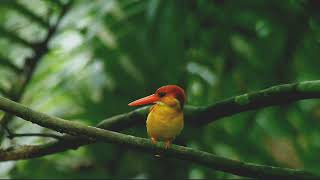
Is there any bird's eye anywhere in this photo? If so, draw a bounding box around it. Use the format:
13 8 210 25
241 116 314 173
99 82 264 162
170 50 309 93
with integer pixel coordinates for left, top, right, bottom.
158 92 166 97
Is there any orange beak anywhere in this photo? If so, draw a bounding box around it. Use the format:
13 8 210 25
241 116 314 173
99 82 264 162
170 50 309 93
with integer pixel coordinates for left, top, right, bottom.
128 94 159 106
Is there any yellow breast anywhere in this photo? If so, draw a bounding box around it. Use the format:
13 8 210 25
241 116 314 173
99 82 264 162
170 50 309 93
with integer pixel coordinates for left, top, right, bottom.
146 103 184 141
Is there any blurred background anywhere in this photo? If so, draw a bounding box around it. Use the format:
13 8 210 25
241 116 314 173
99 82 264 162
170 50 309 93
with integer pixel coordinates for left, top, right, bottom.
0 0 320 178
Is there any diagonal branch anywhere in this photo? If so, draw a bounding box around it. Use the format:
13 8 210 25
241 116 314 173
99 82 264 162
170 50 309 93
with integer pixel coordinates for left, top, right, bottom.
187 80 320 126
0 0 74 129
5 1 50 29
0 26 34 48
98 80 320 129
0 80 320 163
0 54 22 73
0 96 317 179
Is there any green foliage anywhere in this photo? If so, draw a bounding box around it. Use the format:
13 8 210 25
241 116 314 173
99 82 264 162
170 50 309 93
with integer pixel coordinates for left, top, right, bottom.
0 0 320 178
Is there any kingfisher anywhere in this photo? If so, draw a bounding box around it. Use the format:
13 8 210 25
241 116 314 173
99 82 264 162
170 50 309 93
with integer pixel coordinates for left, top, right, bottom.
128 85 185 149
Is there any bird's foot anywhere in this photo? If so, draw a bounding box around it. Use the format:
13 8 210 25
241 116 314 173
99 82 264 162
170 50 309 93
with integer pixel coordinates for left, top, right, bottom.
165 141 171 149
164 139 172 149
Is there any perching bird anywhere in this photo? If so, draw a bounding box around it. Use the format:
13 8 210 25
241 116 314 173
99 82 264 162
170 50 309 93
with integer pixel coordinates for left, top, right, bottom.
128 85 185 149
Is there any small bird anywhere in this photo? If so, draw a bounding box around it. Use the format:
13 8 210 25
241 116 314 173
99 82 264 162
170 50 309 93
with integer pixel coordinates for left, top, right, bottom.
128 85 185 149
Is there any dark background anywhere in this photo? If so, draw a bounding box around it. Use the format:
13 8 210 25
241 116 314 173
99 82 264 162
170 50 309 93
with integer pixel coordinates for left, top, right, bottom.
0 0 320 178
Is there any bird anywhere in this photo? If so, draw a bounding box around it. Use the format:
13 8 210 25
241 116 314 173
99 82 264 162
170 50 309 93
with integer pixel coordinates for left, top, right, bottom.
128 85 185 149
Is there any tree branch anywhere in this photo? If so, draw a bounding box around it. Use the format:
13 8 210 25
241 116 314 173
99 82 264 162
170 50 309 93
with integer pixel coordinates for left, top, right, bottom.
0 80 320 163
0 96 317 179
5 1 50 29
4 126 63 140
0 54 22 73
6 133 63 140
187 80 320 126
98 80 320 129
0 26 34 48
0 0 74 129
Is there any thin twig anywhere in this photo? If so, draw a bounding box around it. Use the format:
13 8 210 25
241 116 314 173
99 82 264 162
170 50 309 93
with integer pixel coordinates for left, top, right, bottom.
7 133 63 140
3 126 62 140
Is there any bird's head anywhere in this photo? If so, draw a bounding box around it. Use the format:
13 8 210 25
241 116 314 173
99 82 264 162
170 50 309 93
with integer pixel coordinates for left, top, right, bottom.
128 85 186 109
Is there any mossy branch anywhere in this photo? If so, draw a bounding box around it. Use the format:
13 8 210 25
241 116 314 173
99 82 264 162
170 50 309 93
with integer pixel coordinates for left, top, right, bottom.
0 96 318 179
0 80 320 164
98 80 320 130
188 80 320 125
